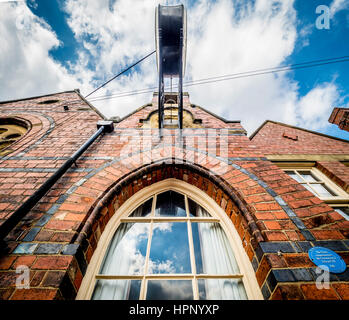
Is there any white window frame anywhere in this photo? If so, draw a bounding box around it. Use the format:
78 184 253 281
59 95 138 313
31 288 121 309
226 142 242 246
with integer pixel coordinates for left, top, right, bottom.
278 163 349 221
76 178 263 300
332 205 349 221
281 166 349 202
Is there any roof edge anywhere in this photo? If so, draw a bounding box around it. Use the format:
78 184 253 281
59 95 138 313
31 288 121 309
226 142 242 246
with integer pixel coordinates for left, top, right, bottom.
191 104 241 124
115 103 153 124
74 89 107 120
0 89 77 105
249 120 269 140
0 89 107 120
250 120 349 143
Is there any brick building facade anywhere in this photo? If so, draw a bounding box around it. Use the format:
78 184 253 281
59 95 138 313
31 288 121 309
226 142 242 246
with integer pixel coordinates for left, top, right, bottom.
0 89 348 300
329 107 349 132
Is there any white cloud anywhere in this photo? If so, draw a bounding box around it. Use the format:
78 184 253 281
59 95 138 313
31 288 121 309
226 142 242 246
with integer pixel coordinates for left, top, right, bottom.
63 0 160 117
186 0 299 133
295 82 340 130
148 259 176 274
330 0 349 17
0 2 83 100
183 0 344 134
0 0 346 136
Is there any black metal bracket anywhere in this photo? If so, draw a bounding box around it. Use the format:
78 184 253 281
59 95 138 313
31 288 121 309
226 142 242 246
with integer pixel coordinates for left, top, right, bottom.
156 4 186 130
97 120 114 133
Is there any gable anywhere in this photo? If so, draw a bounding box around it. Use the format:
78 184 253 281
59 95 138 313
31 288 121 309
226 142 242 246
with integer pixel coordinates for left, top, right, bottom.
251 121 349 156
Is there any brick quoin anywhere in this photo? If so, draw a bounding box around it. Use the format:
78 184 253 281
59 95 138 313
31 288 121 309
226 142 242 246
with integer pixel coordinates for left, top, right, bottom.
0 90 347 300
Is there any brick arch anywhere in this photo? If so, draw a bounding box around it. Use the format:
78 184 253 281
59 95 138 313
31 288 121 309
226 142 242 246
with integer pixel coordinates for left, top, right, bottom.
26 145 340 300
141 106 199 122
0 112 54 158
0 116 31 156
74 159 265 275
66 146 308 254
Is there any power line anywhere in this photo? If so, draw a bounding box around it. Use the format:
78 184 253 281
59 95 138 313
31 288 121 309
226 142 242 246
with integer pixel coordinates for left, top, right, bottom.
184 57 349 87
182 55 349 85
84 50 156 98
85 56 349 102
54 54 349 107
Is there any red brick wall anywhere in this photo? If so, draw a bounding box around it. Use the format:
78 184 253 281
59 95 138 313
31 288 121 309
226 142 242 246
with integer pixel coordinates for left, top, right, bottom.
117 93 245 130
0 92 348 300
316 161 349 193
251 121 349 154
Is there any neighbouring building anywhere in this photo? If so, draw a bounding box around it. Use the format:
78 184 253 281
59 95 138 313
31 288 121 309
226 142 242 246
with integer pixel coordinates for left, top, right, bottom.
329 107 349 132
0 89 348 300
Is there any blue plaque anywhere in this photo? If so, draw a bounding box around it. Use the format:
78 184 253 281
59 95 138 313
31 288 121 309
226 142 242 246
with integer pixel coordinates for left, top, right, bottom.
308 247 346 274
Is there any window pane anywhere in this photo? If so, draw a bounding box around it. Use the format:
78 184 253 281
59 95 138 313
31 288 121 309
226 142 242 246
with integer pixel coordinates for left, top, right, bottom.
188 198 211 217
155 191 186 216
129 198 153 217
303 183 316 195
192 222 240 274
311 183 336 197
285 171 302 182
146 280 193 300
92 279 141 300
299 171 319 182
148 222 191 274
334 208 349 221
198 279 247 300
99 223 149 275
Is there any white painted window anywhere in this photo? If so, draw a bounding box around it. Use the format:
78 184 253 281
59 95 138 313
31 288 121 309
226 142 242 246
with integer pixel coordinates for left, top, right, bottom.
76 179 262 300
284 168 349 200
283 166 349 221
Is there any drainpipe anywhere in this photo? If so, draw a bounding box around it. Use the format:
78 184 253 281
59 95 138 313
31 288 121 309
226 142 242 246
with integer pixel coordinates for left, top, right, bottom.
0 120 114 241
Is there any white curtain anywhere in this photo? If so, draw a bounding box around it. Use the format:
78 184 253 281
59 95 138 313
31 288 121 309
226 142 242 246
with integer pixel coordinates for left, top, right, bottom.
92 223 134 300
196 206 247 300
92 201 248 300
92 204 152 299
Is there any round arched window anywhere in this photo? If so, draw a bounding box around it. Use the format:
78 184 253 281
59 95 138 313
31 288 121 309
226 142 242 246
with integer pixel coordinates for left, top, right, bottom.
0 118 29 156
82 181 261 300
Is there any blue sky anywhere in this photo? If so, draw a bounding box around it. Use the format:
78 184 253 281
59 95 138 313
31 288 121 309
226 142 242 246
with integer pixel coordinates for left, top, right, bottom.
0 0 348 139
26 0 80 68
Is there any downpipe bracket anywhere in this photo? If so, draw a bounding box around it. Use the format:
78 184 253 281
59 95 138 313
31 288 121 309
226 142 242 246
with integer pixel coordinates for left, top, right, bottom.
97 120 114 133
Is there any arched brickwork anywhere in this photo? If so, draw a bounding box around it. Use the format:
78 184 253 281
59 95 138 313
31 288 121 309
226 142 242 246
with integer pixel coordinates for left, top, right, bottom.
1 141 348 300
63 151 348 300
0 113 53 159
71 159 266 299
59 150 306 298
76 160 263 262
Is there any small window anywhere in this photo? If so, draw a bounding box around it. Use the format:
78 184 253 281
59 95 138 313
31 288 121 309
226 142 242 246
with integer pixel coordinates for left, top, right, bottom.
0 118 29 156
282 166 349 220
285 169 345 199
38 99 60 104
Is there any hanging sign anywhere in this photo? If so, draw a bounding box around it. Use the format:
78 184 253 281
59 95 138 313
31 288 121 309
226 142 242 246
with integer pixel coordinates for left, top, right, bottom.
308 247 346 274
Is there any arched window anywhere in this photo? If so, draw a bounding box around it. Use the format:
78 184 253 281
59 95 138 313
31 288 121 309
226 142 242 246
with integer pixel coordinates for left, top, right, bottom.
0 118 29 156
77 179 262 300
